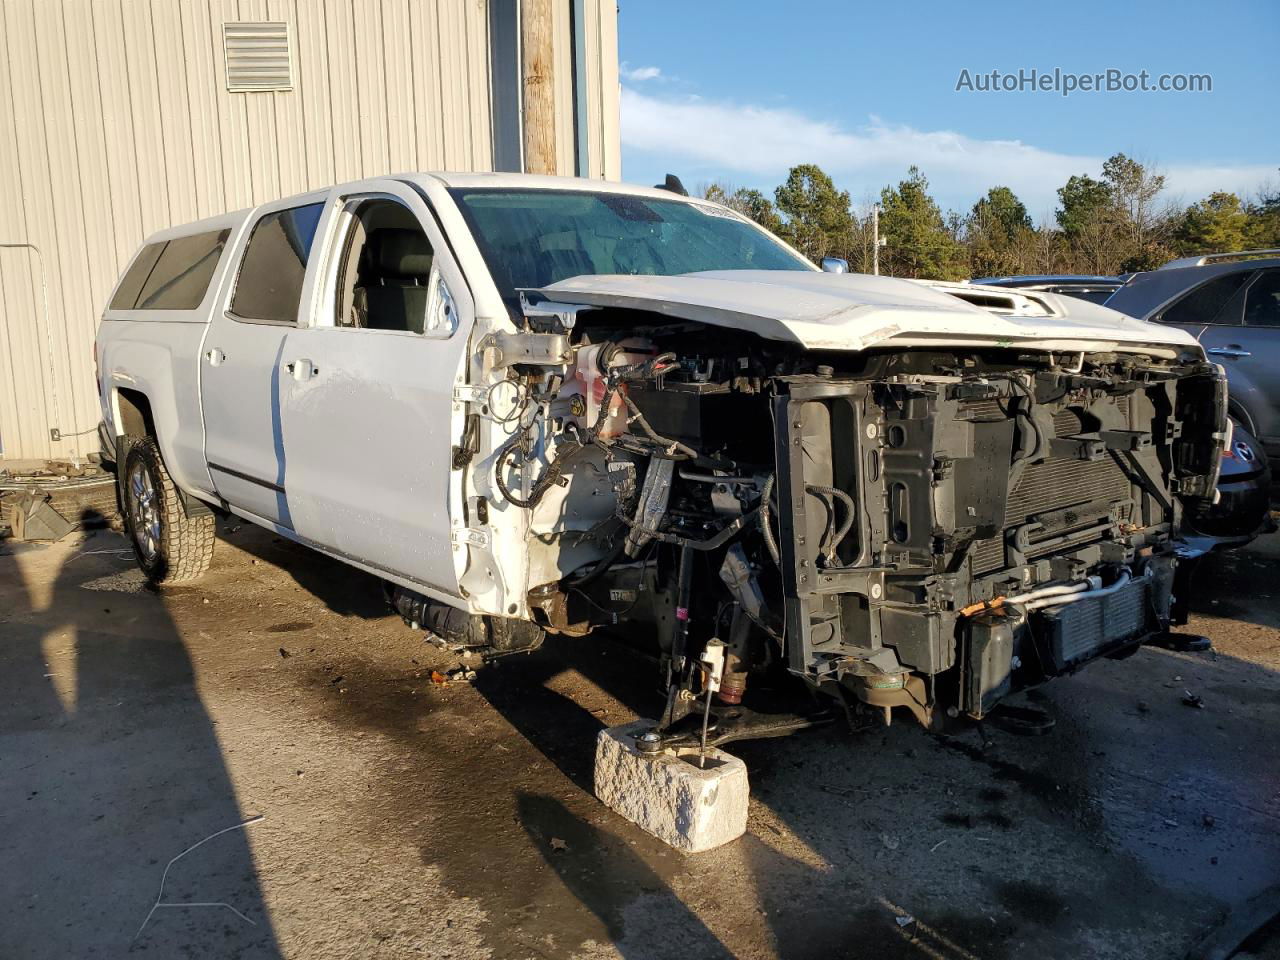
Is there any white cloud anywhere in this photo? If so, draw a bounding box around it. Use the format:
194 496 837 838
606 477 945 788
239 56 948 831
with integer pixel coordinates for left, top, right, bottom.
621 64 663 83
621 87 1276 215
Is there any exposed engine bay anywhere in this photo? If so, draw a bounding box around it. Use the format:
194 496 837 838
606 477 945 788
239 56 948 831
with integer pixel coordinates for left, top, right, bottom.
397 292 1228 746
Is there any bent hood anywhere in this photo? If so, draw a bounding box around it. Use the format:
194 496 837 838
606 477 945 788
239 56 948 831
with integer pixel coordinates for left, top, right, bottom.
535 271 1201 357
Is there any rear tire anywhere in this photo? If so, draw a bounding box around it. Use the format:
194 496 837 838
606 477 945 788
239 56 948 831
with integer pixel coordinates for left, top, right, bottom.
121 437 214 584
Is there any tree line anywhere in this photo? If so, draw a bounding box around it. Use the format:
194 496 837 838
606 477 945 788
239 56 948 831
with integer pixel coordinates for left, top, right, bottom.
701 155 1280 280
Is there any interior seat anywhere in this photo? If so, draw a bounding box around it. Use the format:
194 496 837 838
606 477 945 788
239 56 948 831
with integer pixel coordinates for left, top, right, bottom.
361 228 434 333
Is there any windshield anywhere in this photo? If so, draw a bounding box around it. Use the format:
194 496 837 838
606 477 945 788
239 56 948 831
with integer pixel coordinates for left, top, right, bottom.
448 188 812 305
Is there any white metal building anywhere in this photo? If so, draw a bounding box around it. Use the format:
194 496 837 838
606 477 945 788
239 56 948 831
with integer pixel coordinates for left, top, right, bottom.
0 0 620 461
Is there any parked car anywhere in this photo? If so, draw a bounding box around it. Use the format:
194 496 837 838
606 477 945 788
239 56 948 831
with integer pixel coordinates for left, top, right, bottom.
1107 252 1280 471
1107 251 1278 537
970 274 1125 305
96 174 1227 746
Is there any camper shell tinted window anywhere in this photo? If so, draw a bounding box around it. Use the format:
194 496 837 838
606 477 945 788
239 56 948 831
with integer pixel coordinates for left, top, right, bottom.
108 229 230 311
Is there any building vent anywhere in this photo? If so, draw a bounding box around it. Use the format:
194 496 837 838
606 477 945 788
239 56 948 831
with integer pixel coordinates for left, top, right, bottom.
222 22 293 92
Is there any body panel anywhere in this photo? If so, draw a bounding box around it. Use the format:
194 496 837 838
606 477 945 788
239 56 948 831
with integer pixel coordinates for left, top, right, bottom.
200 319 294 524
1197 322 1280 448
275 179 476 596
537 271 1200 355
199 192 329 526
98 322 213 497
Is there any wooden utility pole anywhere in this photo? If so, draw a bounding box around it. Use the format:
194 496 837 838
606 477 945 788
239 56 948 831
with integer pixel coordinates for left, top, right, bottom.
520 0 556 175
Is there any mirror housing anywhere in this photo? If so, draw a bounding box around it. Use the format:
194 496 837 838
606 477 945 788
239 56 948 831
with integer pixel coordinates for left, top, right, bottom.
820 257 848 274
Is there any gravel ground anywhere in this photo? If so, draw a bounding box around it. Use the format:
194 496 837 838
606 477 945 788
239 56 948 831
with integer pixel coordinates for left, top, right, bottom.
2 521 1278 959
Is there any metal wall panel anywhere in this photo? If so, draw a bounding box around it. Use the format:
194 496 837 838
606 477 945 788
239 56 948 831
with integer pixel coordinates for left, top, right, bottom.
596 0 620 181
552 0 574 175
0 0 619 461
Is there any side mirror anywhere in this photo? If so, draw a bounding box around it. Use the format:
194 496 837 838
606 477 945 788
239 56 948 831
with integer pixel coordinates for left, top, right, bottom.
820 257 848 274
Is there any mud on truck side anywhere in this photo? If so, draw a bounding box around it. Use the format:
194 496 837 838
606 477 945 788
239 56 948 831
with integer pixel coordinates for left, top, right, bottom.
398 267 1227 746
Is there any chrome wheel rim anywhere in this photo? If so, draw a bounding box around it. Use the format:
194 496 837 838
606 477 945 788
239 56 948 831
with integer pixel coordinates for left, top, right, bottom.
128 461 161 562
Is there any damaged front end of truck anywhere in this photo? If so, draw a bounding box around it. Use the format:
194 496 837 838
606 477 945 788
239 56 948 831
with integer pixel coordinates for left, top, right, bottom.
445 275 1227 745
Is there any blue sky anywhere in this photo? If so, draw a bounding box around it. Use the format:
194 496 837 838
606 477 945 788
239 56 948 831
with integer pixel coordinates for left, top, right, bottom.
617 0 1279 219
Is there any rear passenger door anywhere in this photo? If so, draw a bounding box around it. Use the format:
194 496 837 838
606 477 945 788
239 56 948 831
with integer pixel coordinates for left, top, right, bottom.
201 197 326 527
1199 268 1280 449
276 182 474 596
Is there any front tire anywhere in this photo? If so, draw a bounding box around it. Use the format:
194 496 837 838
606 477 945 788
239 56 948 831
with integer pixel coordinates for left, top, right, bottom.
121 437 214 584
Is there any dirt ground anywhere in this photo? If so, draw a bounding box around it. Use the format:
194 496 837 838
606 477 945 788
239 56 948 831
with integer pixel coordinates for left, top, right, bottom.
2 520 1279 960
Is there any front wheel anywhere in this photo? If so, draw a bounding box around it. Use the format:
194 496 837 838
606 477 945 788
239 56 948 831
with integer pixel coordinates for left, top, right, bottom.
121 437 214 584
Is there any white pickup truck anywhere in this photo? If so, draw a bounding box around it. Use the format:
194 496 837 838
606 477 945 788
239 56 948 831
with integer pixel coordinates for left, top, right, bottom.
97 172 1227 742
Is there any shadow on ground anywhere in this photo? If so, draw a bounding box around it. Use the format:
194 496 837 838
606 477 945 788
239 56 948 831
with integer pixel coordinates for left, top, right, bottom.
1187 535 1280 630
0 525 280 959
76 518 1280 960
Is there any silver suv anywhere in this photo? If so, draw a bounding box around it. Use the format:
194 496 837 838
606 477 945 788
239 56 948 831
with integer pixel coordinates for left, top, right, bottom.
1107 250 1280 478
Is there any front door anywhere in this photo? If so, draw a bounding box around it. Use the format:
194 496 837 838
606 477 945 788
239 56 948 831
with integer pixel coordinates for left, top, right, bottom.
201 199 326 527
277 182 474 595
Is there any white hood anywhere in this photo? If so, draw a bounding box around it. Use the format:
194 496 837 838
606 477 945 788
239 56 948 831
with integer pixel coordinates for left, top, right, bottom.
536 271 1201 358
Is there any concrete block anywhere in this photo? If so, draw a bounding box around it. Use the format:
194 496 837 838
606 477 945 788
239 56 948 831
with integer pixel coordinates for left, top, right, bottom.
593 720 749 853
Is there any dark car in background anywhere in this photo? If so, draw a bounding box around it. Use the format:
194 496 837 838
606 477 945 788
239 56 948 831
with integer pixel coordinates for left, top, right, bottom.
971 274 1125 305
1105 250 1278 544
1106 251 1280 474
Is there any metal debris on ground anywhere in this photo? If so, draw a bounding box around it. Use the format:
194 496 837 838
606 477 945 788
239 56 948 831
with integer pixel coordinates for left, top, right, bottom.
134 815 266 941
429 666 478 687
1 462 120 535
7 491 75 542
69 547 135 562
1183 691 1205 709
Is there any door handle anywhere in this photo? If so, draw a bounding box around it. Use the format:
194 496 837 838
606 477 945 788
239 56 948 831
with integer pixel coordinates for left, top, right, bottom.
205 347 225 366
285 358 318 380
1206 346 1252 358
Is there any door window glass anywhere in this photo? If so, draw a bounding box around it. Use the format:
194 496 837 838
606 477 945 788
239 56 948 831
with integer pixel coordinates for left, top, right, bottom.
231 202 325 323
1243 270 1280 328
1160 271 1250 326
